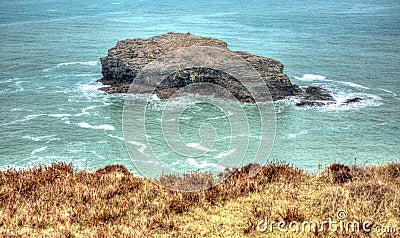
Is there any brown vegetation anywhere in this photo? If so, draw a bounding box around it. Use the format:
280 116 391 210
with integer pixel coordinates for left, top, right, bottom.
0 162 399 237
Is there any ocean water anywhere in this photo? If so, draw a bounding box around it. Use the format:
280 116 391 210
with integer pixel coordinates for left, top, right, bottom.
1 0 399 175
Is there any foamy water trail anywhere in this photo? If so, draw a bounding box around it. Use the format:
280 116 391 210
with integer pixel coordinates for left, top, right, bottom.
186 158 225 171
23 135 56 142
79 105 102 116
78 122 115 131
31 146 47 156
215 149 237 159
78 83 104 93
379 88 397 97
107 133 126 141
48 114 73 118
337 81 370 90
2 114 46 126
57 61 99 67
126 140 147 153
294 74 328 81
186 143 210 151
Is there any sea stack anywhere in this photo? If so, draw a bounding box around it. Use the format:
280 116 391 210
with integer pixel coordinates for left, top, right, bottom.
98 32 337 104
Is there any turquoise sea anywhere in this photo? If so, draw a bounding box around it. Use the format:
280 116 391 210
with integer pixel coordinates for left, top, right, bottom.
1 0 399 175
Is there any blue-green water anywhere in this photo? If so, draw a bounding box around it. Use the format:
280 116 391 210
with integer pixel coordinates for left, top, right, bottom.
1 0 399 174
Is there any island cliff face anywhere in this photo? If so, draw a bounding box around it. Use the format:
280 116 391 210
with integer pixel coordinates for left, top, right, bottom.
98 33 336 104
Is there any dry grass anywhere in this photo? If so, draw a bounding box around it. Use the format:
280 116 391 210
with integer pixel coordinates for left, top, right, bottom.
0 162 399 237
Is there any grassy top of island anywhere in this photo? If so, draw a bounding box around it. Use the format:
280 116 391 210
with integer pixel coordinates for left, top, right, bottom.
0 162 399 237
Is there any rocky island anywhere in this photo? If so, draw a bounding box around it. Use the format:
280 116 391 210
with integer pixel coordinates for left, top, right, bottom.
98 33 358 106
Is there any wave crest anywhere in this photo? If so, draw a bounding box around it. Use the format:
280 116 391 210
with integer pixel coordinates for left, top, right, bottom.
294 74 327 81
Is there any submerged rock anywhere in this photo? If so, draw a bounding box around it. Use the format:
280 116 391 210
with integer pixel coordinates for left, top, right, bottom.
295 88 363 107
98 32 336 105
295 86 336 107
344 97 362 104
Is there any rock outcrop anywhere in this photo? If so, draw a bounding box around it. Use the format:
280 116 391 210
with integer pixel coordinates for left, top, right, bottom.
98 33 342 104
295 86 336 107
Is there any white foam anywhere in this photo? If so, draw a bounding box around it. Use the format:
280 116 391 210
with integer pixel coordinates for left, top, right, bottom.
169 161 181 167
294 74 327 81
107 133 125 141
57 61 99 67
337 81 370 89
31 146 47 156
320 92 383 111
48 114 72 118
80 105 100 115
0 78 20 84
151 94 161 101
78 122 115 131
216 134 249 142
186 143 210 151
14 81 25 91
126 140 147 153
23 135 54 142
5 114 46 125
288 130 308 139
379 88 397 97
379 88 394 94
186 158 225 171
178 116 192 120
208 115 229 120
63 119 71 125
23 136 42 142
91 151 107 160
282 80 383 111
187 158 205 168
78 83 104 93
215 149 237 159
